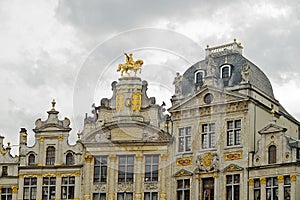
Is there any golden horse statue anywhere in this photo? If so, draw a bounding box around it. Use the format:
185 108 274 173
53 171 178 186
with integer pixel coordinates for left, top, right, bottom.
117 53 144 77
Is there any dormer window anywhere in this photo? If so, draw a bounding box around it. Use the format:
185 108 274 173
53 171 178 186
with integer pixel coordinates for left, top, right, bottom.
195 70 205 85
220 65 231 79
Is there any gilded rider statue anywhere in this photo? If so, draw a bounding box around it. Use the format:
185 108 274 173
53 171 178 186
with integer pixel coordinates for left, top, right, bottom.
117 53 144 77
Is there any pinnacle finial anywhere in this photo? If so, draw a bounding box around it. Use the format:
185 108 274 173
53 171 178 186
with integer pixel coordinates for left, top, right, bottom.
51 99 56 110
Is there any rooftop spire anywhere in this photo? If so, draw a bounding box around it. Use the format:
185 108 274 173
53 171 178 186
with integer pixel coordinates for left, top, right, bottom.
51 99 56 110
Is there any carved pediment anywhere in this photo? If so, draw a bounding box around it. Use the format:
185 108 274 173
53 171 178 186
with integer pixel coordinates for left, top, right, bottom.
169 87 247 112
258 123 287 135
222 164 243 172
174 169 193 177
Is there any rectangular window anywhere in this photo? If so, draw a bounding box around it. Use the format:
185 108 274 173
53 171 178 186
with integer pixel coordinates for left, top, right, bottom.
93 193 106 200
118 155 134 183
227 120 241 146
61 176 75 200
283 176 291 200
202 123 215 149
178 127 192 152
2 166 8 176
94 156 108 183
145 155 159 182
1 187 12 200
266 177 278 200
23 177 37 200
226 174 240 200
177 179 190 200
254 179 260 200
117 192 133 200
144 192 158 200
42 177 56 200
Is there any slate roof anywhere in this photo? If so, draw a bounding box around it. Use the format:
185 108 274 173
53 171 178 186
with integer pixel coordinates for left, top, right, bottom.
181 53 274 98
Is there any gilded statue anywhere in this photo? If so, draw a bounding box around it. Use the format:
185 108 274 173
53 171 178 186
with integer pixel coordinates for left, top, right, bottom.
117 53 144 77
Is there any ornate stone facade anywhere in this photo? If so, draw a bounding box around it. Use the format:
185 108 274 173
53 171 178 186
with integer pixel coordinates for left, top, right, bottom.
1 41 300 200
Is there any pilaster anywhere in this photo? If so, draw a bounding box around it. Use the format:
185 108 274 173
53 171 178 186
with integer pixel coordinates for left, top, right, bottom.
108 154 117 200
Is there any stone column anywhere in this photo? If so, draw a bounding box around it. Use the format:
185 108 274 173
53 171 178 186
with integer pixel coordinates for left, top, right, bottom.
56 136 63 166
134 153 143 200
84 155 93 200
36 174 43 200
74 171 81 200
160 153 168 200
55 173 61 200
277 175 284 199
248 178 254 200
260 177 266 200
38 137 44 166
213 173 218 200
11 186 18 200
194 173 200 200
108 154 117 200
290 174 297 200
17 174 24 200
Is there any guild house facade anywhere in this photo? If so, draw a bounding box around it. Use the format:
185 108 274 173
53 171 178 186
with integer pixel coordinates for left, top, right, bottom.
0 40 300 200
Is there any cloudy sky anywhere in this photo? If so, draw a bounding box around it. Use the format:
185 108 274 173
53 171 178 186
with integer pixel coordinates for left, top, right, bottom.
1 0 300 153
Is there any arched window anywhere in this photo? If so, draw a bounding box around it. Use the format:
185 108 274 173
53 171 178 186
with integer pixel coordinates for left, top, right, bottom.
268 145 277 164
28 154 35 165
195 70 204 85
66 153 74 165
46 146 55 165
220 65 231 79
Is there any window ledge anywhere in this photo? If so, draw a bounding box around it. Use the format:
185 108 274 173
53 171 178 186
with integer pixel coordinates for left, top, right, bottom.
224 145 243 150
176 152 193 156
199 148 217 152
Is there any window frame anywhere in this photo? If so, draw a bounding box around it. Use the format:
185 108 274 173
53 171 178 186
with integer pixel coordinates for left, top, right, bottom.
94 156 108 183
220 65 231 79
178 127 192 153
266 177 278 200
93 192 106 200
46 146 55 166
201 123 215 149
61 176 75 200
117 192 133 200
226 120 241 146
253 178 261 200
118 155 134 183
268 145 277 164
66 152 74 165
144 191 158 200
23 177 37 200
194 70 205 84
42 177 56 200
145 155 159 182
2 166 8 176
226 174 240 200
28 153 36 166
283 176 291 200
1 187 12 200
177 179 190 200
